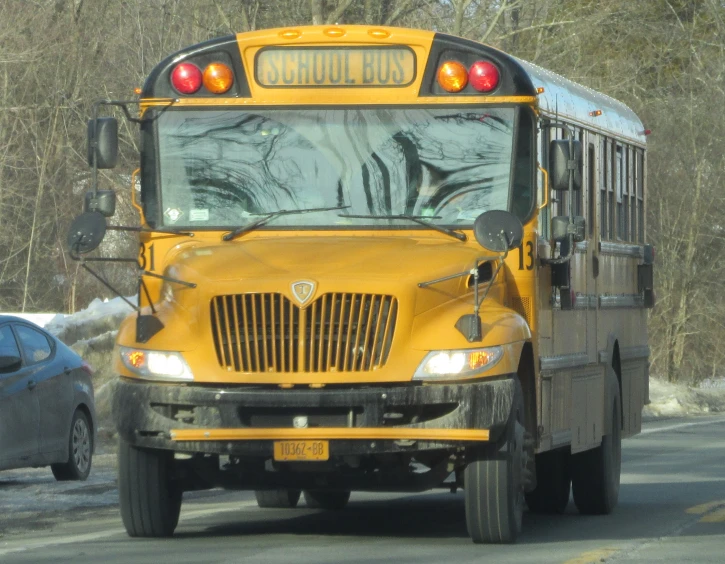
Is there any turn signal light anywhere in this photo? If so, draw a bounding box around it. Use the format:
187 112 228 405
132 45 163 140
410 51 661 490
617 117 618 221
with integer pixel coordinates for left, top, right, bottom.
171 62 203 94
468 61 500 92
203 62 234 94
437 61 468 92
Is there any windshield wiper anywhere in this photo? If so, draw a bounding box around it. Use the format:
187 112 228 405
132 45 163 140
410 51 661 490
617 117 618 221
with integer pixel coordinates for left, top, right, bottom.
340 214 467 242
222 206 350 241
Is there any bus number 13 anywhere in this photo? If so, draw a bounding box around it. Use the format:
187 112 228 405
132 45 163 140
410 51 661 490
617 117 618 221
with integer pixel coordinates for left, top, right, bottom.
518 241 534 271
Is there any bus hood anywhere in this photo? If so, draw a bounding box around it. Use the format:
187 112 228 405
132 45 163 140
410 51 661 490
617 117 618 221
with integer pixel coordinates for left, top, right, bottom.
170 235 490 312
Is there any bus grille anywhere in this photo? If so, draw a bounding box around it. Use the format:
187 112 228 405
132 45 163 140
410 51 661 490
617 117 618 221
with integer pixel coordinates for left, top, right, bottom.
210 293 398 373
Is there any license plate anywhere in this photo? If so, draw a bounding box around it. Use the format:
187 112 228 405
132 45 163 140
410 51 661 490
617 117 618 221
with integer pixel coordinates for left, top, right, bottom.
273 440 329 461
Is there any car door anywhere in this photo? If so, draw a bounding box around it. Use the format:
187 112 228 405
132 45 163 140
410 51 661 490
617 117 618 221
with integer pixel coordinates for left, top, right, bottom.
0 323 40 469
14 324 70 458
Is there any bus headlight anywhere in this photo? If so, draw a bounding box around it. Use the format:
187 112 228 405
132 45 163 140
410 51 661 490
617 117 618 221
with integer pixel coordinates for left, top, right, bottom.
413 346 503 381
120 346 194 382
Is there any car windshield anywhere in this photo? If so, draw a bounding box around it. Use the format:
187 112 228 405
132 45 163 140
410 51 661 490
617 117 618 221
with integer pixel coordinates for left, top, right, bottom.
155 107 531 230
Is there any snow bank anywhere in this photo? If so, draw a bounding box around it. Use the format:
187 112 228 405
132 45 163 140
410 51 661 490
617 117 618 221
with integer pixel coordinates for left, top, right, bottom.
643 376 725 418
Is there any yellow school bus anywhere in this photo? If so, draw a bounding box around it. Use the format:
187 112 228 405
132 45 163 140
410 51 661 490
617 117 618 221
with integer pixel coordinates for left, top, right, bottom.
70 25 653 544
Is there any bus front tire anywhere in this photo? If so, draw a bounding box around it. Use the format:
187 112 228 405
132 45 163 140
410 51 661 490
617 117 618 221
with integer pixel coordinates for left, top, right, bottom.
525 448 571 514
119 440 182 537
255 489 301 508
570 369 622 515
464 380 525 544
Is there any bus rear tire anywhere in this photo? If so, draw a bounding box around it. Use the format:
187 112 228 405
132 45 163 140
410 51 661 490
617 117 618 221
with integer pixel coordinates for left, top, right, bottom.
303 490 350 510
524 448 571 514
119 440 182 537
571 369 622 515
255 489 301 508
464 379 525 544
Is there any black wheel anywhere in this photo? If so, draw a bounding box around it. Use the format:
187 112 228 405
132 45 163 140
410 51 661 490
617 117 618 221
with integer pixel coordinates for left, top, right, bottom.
303 490 350 510
571 369 622 515
464 379 526 544
525 448 571 514
51 409 93 481
118 440 182 537
255 489 301 508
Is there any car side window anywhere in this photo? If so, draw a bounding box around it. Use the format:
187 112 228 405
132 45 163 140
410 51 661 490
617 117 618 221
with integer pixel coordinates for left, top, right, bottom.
15 325 52 365
0 325 21 359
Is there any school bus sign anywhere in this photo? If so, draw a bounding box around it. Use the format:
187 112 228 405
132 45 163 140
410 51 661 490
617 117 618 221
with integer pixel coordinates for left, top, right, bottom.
255 46 416 87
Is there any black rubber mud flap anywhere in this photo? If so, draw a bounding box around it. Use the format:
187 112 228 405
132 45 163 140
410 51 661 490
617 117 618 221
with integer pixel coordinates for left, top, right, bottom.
525 447 571 514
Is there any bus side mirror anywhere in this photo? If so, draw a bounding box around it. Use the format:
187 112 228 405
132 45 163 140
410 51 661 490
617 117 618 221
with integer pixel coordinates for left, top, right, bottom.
473 210 523 252
87 117 118 169
84 190 117 218
552 215 586 243
67 211 107 255
549 139 582 191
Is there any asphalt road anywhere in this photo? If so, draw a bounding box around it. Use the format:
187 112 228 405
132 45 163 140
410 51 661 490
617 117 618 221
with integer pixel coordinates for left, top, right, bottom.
2 415 725 563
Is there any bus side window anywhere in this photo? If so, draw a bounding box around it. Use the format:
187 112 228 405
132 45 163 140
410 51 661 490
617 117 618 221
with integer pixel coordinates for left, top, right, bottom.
588 142 596 237
636 150 644 242
616 144 624 241
600 139 608 240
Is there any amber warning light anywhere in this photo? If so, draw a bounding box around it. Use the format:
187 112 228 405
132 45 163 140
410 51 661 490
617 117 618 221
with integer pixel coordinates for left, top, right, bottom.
171 61 234 95
437 60 500 93
255 46 416 87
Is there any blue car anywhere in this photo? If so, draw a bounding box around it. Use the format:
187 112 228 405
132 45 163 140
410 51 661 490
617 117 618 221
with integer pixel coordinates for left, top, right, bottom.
0 315 96 480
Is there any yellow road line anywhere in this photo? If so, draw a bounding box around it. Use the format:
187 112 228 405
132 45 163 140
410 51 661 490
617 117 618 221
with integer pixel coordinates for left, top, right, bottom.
685 500 725 514
700 508 725 523
563 548 618 564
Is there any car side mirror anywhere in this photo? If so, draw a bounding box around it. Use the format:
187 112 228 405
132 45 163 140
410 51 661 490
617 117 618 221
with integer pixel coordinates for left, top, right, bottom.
473 210 523 252
87 117 118 169
0 355 21 373
549 139 582 191
84 190 117 218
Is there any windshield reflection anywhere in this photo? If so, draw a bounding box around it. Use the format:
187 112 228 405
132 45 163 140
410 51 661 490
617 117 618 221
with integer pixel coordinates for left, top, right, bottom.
156 108 521 229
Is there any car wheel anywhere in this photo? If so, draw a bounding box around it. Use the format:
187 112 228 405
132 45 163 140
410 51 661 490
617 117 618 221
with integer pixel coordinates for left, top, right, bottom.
303 490 351 510
118 439 182 537
51 409 93 481
255 489 301 508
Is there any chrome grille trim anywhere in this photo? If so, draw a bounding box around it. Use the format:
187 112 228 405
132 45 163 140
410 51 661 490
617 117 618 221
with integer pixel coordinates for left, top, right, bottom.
211 293 397 373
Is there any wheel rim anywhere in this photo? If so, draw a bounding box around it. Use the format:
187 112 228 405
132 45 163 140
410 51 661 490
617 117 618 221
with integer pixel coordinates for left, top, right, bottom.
72 417 91 474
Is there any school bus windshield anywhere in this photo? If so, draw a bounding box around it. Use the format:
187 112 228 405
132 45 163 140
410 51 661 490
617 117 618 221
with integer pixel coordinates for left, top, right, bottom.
156 107 533 230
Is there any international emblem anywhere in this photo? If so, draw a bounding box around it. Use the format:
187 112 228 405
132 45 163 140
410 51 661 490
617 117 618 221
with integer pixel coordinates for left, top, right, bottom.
291 280 316 306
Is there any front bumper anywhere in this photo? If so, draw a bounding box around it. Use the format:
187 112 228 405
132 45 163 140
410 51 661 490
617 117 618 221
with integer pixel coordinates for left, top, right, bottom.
112 376 516 457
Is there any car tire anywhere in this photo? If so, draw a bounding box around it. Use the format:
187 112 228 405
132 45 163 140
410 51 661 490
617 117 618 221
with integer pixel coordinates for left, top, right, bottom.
51 409 93 481
570 368 622 515
525 448 571 514
464 378 525 544
118 440 182 537
303 490 351 510
255 489 301 508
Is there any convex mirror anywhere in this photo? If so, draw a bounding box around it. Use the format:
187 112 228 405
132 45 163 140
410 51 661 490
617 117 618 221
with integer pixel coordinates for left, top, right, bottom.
473 210 523 252
67 211 107 255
